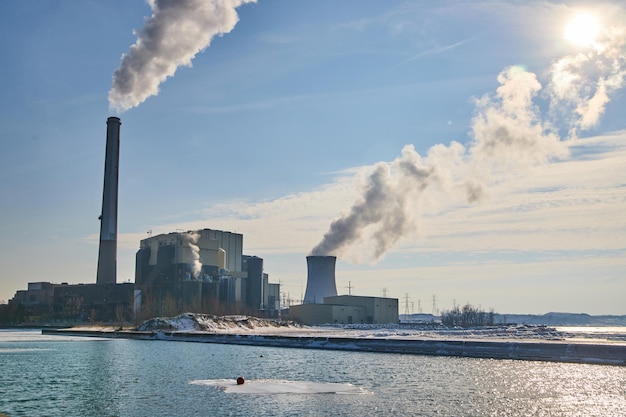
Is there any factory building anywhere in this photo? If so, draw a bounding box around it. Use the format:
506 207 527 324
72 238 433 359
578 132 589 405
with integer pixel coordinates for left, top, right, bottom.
289 295 399 325
52 283 134 322
8 282 56 322
7 227 279 323
134 229 279 318
135 228 244 286
7 282 135 323
4 119 279 324
325 295 399 324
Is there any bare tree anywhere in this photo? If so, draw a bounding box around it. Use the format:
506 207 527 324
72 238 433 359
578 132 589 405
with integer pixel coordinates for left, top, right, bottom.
441 304 495 327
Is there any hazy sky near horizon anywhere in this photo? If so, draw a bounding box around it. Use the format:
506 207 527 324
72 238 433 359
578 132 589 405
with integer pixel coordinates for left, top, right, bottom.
0 0 625 315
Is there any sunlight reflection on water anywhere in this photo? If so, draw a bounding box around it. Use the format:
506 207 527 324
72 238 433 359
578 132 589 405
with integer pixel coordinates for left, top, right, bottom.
1 330 625 416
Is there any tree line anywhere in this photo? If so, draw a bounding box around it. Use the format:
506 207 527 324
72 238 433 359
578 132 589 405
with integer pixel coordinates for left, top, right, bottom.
441 304 495 327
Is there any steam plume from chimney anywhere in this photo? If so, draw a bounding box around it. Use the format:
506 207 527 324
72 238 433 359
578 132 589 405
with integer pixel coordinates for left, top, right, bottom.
109 0 256 113
311 24 625 261
183 231 203 278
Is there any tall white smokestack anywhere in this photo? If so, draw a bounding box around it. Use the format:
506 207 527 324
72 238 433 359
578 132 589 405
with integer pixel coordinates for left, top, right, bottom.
303 256 337 304
96 117 121 285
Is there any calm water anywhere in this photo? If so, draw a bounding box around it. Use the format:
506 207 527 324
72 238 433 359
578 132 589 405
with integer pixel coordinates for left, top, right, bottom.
1 330 625 416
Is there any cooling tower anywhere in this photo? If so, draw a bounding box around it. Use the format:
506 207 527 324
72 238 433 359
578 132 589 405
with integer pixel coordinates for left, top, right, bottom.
303 256 337 304
96 117 121 285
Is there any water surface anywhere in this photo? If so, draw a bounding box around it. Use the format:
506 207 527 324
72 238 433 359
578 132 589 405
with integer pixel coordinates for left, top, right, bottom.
1 330 625 416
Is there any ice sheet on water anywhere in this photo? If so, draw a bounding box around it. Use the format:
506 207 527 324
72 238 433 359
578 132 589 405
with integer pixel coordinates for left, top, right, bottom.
189 379 369 394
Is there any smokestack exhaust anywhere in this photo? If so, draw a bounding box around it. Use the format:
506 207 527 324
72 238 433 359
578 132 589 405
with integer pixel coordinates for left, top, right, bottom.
96 117 121 285
303 256 338 304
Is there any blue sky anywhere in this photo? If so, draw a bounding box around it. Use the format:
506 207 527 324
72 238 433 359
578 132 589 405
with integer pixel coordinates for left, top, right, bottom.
1 0 625 315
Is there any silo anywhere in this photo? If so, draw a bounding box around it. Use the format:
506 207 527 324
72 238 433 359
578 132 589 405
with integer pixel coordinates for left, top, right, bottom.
96 117 121 285
303 256 337 304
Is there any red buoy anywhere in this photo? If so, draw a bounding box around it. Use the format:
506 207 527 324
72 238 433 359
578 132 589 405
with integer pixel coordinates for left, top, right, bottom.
236 376 245 385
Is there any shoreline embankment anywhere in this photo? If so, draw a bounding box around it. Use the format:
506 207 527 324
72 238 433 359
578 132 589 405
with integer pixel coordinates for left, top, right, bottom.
41 328 626 366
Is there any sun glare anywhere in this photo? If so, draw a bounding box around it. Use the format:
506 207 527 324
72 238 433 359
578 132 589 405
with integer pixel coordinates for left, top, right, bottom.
564 13 601 46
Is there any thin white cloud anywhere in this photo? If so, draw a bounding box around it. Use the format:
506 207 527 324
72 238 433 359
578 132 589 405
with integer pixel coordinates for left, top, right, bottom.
394 36 478 68
114 129 626 259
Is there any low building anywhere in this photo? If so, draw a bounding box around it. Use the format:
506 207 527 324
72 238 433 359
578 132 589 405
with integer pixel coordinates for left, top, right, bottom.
52 282 135 322
9 282 57 322
289 295 399 325
9 281 135 323
325 295 399 324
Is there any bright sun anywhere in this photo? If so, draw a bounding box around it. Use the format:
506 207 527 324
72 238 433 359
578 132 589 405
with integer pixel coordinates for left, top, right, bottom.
564 13 601 46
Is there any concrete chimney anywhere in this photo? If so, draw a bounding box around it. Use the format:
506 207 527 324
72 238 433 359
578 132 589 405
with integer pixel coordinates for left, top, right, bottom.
96 117 121 285
303 256 337 304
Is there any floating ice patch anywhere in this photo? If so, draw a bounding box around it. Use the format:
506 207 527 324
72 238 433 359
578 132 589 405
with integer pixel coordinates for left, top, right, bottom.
190 379 369 394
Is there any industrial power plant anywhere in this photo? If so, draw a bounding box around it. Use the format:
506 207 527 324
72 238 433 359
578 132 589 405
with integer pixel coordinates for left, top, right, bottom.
6 117 398 325
289 255 398 325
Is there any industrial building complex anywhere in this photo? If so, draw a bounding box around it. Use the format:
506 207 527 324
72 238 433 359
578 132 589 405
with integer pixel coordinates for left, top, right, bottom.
3 117 397 325
7 227 279 323
134 228 279 319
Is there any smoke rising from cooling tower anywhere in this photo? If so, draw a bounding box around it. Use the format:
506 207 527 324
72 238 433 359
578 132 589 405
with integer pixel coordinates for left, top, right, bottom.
311 24 626 261
109 0 256 113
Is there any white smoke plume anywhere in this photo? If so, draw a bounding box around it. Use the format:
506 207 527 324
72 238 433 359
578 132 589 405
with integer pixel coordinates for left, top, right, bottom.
109 0 256 113
183 231 203 278
546 25 626 137
311 23 625 260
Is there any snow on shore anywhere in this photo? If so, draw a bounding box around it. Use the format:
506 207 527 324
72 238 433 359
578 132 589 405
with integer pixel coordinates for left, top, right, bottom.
40 314 626 365
136 313 302 334
135 313 626 344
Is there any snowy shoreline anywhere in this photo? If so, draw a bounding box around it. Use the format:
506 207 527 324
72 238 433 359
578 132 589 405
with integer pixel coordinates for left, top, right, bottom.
41 326 626 367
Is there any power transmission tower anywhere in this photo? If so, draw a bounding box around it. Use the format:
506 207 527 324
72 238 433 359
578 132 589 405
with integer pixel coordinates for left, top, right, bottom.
345 281 353 295
417 299 422 314
382 288 388 298
432 294 437 316
404 293 410 316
